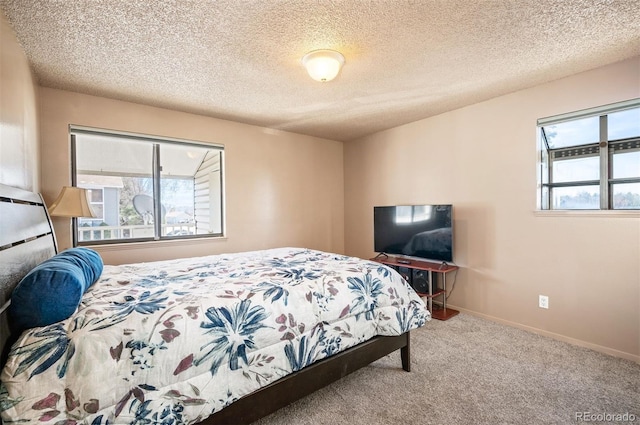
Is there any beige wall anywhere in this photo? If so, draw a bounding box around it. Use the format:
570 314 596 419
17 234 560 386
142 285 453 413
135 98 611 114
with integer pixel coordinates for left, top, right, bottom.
0 11 39 190
344 57 640 361
39 88 344 263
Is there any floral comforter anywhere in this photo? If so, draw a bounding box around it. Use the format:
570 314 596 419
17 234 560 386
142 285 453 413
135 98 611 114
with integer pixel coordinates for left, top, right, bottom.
1 247 429 424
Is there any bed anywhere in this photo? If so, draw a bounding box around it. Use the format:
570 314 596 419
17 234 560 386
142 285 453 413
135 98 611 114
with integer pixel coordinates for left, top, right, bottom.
0 183 430 424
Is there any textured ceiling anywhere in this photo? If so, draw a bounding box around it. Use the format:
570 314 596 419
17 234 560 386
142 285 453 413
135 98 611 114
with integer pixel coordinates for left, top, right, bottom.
1 0 639 142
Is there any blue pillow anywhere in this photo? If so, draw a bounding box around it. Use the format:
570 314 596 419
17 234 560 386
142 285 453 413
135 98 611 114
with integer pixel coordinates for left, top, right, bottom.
8 247 103 334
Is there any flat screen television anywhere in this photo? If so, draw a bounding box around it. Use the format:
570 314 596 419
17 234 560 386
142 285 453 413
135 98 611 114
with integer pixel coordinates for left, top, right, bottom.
374 204 453 263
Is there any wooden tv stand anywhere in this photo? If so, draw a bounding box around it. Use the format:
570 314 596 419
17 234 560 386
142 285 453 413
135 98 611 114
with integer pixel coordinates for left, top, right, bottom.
371 255 459 321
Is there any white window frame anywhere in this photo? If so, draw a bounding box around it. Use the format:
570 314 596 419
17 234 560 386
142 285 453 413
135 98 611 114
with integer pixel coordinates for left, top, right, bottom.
70 126 225 245
537 98 640 211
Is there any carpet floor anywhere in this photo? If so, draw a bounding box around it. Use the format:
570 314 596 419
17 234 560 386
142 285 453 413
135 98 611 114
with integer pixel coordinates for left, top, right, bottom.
254 313 640 425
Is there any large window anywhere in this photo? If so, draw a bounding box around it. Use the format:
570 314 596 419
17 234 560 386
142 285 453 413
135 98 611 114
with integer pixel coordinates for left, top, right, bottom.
72 127 224 244
537 99 640 210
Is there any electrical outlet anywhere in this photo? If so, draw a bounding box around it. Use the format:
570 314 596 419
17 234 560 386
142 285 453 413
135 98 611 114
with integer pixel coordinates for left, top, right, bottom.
539 295 549 309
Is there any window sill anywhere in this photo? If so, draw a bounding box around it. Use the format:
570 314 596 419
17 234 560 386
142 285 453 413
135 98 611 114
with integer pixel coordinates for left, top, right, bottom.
82 235 228 252
533 210 640 218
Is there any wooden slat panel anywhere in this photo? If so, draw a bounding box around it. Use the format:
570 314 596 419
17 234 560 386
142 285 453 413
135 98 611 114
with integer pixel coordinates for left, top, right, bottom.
0 202 51 247
0 235 56 307
0 183 43 204
0 184 58 364
1 235 57 361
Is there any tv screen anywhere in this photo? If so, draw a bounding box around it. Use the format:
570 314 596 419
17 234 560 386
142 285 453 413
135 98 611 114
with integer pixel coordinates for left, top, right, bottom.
374 205 453 262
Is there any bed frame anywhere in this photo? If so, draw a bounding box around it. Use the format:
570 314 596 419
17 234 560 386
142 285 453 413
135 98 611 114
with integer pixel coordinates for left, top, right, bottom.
0 183 411 425
0 184 58 364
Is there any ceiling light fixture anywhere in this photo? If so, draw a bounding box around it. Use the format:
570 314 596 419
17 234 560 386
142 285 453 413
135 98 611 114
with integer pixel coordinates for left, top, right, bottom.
301 49 345 82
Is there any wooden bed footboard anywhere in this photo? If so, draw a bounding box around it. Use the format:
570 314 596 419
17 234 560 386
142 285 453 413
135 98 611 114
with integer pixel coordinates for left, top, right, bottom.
203 332 410 425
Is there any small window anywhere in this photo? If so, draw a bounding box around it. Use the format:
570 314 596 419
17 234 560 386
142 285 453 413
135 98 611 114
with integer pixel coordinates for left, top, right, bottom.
72 127 224 244
87 188 104 219
537 99 640 210
544 116 600 149
608 108 640 141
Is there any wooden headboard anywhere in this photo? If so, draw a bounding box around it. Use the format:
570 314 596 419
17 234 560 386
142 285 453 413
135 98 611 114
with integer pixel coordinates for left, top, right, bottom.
0 183 57 362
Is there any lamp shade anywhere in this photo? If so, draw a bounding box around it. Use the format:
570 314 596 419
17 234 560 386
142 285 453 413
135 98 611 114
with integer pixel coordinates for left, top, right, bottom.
302 49 345 82
49 186 96 218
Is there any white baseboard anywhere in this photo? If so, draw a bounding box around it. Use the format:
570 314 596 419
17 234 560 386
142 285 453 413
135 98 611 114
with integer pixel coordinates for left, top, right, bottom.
448 305 640 364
